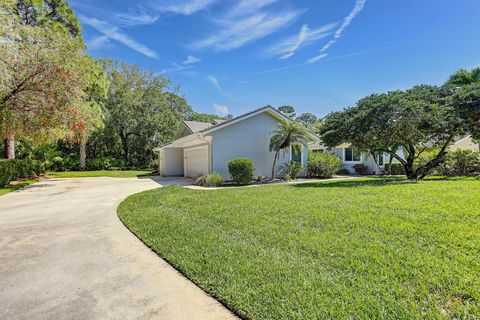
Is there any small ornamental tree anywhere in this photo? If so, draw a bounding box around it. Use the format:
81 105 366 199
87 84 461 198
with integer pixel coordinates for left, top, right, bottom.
0 14 88 159
269 121 309 179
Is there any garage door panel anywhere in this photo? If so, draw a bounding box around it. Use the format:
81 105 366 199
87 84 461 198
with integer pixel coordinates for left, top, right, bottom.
185 146 208 177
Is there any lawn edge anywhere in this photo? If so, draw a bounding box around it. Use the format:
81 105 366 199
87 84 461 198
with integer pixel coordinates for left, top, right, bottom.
116 189 245 320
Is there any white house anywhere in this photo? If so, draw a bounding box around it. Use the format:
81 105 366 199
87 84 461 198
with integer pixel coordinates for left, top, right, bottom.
154 106 319 179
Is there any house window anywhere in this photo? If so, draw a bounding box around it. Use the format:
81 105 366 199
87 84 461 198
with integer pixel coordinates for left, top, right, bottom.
345 148 361 162
378 152 384 166
312 149 324 153
291 145 302 163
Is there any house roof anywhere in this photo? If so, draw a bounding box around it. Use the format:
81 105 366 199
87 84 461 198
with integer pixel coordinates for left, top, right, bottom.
183 119 226 133
154 106 319 152
200 106 320 140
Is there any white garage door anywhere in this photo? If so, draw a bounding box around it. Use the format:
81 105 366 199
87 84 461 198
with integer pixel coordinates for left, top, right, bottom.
184 146 209 177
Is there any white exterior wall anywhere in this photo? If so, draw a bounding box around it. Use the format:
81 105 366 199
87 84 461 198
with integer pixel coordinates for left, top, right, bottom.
208 112 308 179
159 148 183 176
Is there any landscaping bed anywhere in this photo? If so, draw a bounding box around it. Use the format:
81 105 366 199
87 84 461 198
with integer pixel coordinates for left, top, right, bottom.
118 178 480 319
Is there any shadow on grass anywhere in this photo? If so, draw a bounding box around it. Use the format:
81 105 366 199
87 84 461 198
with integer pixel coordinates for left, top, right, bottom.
292 178 416 189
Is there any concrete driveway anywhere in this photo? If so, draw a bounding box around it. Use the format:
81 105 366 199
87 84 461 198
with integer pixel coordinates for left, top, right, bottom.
0 177 237 320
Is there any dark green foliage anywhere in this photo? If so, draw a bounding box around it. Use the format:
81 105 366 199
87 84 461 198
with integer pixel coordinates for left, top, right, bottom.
307 152 342 178
336 168 350 175
278 105 296 118
296 112 317 126
320 82 480 180
384 163 405 175
0 159 44 186
194 172 224 187
446 150 480 175
280 160 303 180
227 158 254 185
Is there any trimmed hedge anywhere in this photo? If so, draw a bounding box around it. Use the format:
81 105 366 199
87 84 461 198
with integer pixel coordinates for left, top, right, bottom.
0 159 44 187
307 152 342 178
384 163 405 175
227 158 254 185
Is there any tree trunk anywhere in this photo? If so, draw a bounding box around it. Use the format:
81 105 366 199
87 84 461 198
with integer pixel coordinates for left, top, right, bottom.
79 133 87 171
5 132 15 159
271 151 279 180
120 132 130 165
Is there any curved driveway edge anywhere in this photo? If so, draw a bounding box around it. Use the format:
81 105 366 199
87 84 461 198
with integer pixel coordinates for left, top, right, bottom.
0 177 237 320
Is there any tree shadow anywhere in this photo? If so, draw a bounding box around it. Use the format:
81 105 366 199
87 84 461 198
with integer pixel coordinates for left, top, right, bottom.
291 178 416 189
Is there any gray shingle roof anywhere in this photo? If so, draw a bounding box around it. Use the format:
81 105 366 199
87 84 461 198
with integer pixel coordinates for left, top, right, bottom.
183 119 226 133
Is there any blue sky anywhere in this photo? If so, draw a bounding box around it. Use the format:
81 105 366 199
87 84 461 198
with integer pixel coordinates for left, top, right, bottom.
70 0 480 118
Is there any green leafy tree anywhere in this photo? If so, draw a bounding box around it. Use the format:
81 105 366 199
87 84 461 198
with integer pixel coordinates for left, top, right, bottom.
278 105 296 119
9 0 81 37
102 61 190 166
320 84 480 180
296 113 318 126
446 67 480 87
0 12 88 159
269 121 309 179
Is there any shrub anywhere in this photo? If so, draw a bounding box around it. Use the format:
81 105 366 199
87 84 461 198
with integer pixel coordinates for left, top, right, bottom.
445 150 480 176
227 158 254 185
194 172 224 187
353 164 368 173
0 159 45 187
280 160 303 180
337 168 350 175
385 163 405 175
307 152 341 178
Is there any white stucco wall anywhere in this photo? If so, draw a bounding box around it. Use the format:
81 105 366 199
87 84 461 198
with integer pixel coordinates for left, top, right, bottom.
159 148 183 176
208 112 308 179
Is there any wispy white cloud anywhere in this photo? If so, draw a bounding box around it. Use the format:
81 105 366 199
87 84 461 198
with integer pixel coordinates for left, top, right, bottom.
207 75 236 100
151 0 218 15
308 0 367 63
265 22 337 59
87 35 111 50
192 9 303 52
161 63 193 74
213 103 230 117
183 55 201 65
80 15 158 58
114 11 159 26
255 50 373 75
307 53 328 64
228 0 279 17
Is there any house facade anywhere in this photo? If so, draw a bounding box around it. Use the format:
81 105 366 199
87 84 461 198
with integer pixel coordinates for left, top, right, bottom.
154 106 318 179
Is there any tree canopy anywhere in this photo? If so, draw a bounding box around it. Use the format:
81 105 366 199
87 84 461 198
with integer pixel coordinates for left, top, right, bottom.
278 105 296 119
320 79 480 179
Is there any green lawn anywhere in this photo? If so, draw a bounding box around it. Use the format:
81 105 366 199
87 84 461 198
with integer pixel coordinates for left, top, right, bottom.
50 170 153 178
0 179 38 196
118 178 480 319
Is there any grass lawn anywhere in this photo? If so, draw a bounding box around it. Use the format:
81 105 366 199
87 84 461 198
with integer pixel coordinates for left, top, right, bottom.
0 179 38 196
50 170 153 178
118 178 480 319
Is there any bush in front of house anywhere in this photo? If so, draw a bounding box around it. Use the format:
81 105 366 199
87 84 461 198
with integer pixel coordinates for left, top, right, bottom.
384 163 405 175
195 172 224 187
227 158 254 185
443 149 480 176
280 160 303 180
336 168 350 175
307 152 341 178
0 159 44 187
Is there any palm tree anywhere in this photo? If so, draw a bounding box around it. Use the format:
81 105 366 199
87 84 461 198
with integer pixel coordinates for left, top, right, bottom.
269 121 309 179
447 67 480 86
